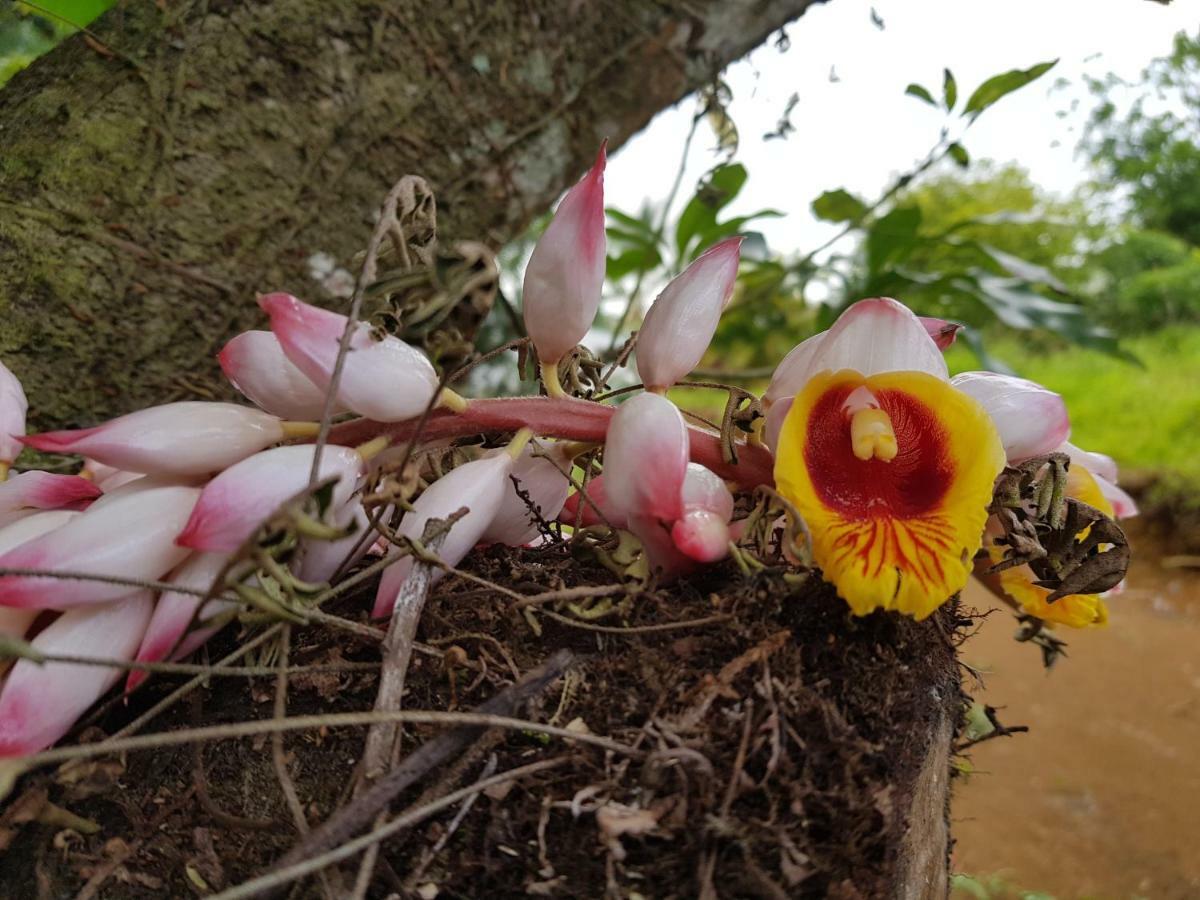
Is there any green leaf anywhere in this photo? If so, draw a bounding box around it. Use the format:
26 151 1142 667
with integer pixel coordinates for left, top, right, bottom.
674 163 748 260
978 244 1067 292
963 59 1058 117
947 141 970 169
866 205 923 275
904 83 937 107
959 329 1016 376
688 210 783 259
812 189 869 223
943 68 957 110
605 207 657 238
961 272 1137 361
606 245 662 280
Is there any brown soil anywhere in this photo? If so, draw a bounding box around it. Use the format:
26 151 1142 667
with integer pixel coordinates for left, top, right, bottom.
952 521 1200 899
0 548 962 899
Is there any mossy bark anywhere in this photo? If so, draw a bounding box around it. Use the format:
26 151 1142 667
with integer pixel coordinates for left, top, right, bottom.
0 0 823 428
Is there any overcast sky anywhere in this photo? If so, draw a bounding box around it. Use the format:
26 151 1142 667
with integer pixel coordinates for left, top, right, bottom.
605 0 1196 258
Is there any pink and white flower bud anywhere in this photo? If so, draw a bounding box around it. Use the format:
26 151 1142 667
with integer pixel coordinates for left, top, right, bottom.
951 372 1070 462
0 360 28 470
259 293 439 422
0 592 153 757
219 329 343 420
176 444 362 553
1060 441 1137 519
635 238 742 391
372 453 513 619
919 317 962 350
628 514 696 578
679 463 734 521
0 510 79 639
0 471 101 527
298 501 371 583
558 474 626 529
21 402 290 477
481 443 573 546
126 552 236 693
1096 474 1138 519
603 393 688 523
670 464 735 563
671 510 730 563
0 483 199 610
522 144 607 367
1061 441 1119 484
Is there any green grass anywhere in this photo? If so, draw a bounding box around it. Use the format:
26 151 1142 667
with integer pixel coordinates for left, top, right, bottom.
946 325 1200 503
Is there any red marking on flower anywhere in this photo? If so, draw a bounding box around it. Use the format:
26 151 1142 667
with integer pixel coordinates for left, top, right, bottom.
804 383 953 520
19 425 104 453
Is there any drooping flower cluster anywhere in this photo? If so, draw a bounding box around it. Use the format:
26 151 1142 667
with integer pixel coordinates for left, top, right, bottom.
0 143 1133 758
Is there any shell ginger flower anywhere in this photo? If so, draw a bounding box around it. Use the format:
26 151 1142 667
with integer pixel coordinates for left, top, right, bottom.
774 298 1006 620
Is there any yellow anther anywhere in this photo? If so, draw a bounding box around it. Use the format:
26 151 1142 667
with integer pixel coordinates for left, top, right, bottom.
850 408 898 462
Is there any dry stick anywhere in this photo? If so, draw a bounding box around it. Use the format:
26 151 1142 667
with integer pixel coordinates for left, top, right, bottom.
406 754 498 886
351 519 452 898
272 628 340 900
2 707 637 799
210 756 569 900
538 610 732 634
308 177 415 484
258 649 577 896
0 650 379 678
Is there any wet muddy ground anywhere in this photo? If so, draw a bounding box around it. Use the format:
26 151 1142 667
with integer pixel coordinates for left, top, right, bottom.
953 523 1200 898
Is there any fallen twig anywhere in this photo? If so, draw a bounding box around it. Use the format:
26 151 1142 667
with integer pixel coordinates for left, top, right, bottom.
261 649 577 896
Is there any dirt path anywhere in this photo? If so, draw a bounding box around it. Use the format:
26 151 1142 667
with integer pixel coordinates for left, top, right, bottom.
952 527 1200 898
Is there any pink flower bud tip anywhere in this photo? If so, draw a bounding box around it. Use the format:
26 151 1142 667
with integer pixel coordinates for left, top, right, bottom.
635 237 742 392
0 471 101 527
671 510 731 563
258 293 439 422
0 593 153 756
522 144 607 369
126 552 234 694
21 402 292 477
372 453 514 619
176 444 362 553
0 484 199 610
219 330 342 420
480 443 574 547
918 317 962 350
670 464 734 563
603 393 689 524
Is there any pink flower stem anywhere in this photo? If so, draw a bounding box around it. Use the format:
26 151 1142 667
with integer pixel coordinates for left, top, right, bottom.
327 396 775 489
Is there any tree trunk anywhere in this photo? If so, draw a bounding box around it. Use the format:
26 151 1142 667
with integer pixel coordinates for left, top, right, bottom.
0 0 819 428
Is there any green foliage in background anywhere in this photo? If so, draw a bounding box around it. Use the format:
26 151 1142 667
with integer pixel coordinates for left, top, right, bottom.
946 326 1200 499
951 872 1054 900
1085 30 1200 247
0 0 114 87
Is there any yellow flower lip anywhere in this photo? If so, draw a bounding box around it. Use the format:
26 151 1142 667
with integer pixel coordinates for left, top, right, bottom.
775 368 1006 620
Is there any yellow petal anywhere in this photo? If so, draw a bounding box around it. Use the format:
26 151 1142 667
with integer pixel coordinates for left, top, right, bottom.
984 543 1109 628
775 369 1005 620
